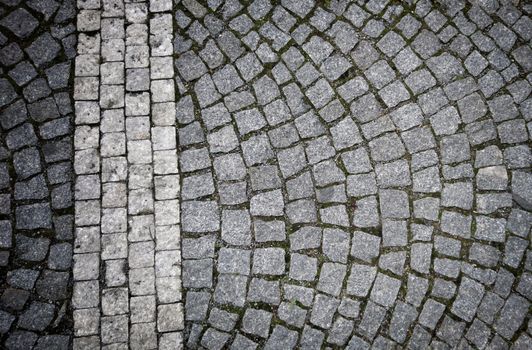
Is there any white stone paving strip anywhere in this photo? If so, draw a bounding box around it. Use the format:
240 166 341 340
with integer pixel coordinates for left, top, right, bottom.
73 0 182 348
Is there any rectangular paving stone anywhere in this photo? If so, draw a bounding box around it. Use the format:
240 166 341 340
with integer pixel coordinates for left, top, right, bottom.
358 301 387 339
317 263 347 297
451 277 485 322
310 294 340 329
419 299 445 330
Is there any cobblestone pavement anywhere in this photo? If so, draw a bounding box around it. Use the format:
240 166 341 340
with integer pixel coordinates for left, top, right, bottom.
177 0 532 349
0 0 76 348
72 0 182 349
0 0 532 349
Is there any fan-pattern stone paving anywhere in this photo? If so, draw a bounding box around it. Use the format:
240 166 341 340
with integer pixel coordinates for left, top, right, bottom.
177 0 532 349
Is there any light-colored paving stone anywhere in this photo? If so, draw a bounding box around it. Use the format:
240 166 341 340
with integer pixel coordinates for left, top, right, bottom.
73 0 182 348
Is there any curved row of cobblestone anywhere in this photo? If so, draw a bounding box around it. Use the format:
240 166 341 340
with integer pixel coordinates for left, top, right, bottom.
177 0 531 349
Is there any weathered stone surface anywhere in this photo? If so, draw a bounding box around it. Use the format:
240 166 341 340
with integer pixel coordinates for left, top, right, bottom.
17 0 527 347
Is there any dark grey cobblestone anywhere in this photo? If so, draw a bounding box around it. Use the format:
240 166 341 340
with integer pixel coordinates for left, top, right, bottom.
0 0 75 347
176 0 532 348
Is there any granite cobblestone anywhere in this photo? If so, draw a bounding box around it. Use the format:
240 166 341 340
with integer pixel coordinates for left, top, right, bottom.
1 0 531 348
175 0 532 349
0 0 77 346
71 0 182 348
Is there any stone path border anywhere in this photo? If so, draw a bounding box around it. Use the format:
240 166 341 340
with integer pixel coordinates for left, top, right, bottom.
73 0 182 348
